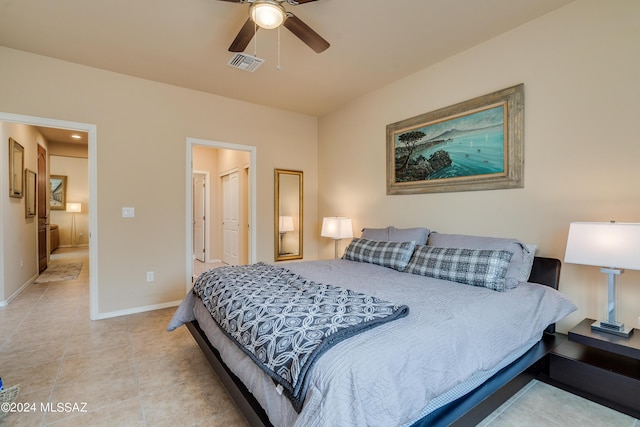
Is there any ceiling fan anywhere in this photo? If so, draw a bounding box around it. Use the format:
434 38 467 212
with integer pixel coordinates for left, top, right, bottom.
219 0 330 54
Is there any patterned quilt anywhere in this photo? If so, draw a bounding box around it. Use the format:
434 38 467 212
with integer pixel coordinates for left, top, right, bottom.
192 262 409 412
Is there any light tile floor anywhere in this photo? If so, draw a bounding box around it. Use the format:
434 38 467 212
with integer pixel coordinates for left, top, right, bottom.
0 248 246 427
478 380 638 427
1 248 637 426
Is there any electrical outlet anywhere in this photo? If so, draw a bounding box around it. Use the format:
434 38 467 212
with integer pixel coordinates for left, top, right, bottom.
20 259 23 269
637 316 640 328
146 271 154 282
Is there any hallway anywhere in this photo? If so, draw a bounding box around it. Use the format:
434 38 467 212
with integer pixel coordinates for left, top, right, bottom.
0 247 247 426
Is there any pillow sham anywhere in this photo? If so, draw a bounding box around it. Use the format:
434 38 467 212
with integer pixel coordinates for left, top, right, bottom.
427 232 536 288
389 226 429 245
361 227 390 241
404 246 513 292
361 226 429 245
343 238 416 271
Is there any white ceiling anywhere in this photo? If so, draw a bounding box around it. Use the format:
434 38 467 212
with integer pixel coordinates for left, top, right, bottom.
0 0 574 117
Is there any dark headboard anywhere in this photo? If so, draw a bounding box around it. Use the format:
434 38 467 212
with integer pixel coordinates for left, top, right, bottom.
527 256 562 334
527 256 561 290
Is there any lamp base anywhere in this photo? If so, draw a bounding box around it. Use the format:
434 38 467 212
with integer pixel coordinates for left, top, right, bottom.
591 320 634 338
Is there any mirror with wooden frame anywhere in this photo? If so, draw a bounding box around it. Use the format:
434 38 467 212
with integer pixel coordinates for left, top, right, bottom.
275 169 303 261
25 169 36 218
9 137 24 198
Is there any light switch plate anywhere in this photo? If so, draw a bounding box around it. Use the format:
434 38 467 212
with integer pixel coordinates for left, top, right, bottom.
122 207 135 218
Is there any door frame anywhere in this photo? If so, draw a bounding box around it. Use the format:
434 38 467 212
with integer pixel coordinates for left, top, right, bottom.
192 170 209 263
0 112 99 319
37 143 48 273
186 137 256 291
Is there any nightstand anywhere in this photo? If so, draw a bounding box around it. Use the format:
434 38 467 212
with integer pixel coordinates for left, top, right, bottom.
545 318 640 418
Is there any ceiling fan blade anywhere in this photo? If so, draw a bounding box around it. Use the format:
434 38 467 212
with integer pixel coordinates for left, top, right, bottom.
283 13 329 53
229 18 257 52
286 0 319 4
217 0 243 2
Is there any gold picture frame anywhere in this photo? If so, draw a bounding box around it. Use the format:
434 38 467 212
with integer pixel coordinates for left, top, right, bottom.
50 175 67 210
9 137 24 198
25 169 36 218
386 84 524 194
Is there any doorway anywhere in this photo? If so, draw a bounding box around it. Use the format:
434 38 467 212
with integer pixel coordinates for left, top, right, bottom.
186 138 256 290
0 112 98 319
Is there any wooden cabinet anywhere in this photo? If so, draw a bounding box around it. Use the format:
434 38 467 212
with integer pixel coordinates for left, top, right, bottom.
50 224 59 253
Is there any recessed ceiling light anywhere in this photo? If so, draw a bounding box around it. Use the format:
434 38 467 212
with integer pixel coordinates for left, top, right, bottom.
71 134 82 139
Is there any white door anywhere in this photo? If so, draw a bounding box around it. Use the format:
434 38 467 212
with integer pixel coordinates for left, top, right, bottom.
222 171 240 265
193 173 206 262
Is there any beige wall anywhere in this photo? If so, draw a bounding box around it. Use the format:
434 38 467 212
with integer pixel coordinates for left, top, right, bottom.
318 0 640 332
0 122 43 302
49 141 88 158
0 47 319 315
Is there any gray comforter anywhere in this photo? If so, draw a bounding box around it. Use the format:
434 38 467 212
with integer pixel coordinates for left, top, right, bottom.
192 262 409 412
169 259 576 427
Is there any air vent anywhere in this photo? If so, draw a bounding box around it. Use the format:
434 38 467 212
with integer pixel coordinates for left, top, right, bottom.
227 53 265 72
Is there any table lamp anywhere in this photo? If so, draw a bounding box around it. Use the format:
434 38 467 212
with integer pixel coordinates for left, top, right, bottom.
278 216 294 255
321 217 353 259
564 221 640 337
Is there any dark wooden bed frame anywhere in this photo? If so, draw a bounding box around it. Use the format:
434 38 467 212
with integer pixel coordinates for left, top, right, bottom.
186 256 563 427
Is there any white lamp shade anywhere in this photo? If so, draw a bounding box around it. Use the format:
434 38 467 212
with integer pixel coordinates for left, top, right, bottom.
66 202 81 213
250 1 286 29
564 222 640 270
321 217 353 240
279 216 294 232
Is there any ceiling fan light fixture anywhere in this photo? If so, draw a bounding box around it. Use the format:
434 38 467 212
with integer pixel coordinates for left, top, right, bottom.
250 0 286 30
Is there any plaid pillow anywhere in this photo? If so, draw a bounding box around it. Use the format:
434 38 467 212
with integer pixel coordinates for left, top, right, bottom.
342 238 416 271
404 246 513 291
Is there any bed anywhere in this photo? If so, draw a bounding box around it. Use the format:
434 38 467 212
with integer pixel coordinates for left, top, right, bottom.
169 229 576 427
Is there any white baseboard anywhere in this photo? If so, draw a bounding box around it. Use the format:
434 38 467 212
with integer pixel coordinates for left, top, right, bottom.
0 273 38 306
96 300 182 320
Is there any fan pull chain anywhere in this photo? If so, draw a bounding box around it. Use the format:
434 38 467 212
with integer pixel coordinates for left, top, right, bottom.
277 26 281 70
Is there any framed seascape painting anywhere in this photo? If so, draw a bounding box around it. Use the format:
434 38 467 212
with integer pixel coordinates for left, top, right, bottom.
386 84 524 195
